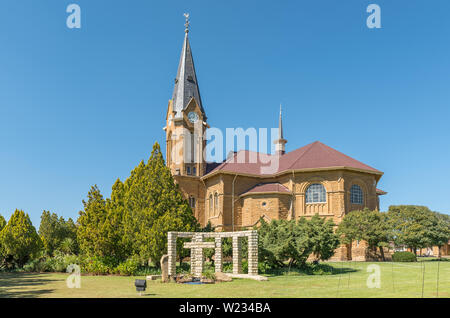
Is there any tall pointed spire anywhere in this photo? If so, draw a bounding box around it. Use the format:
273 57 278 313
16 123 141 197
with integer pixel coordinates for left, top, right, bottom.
171 13 205 119
274 104 287 156
278 104 284 140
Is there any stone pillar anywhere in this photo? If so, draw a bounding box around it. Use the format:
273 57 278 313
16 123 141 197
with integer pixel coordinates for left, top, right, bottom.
190 244 195 275
214 237 223 273
160 254 169 283
232 236 242 274
167 232 177 277
247 231 258 276
191 233 204 277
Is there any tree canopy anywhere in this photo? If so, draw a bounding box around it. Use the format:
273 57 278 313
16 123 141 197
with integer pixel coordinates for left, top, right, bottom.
121 142 199 264
387 205 436 254
337 208 391 260
39 210 77 256
0 215 5 232
306 214 340 261
336 206 450 258
76 142 199 265
428 212 450 257
77 185 111 257
338 209 391 248
0 209 42 267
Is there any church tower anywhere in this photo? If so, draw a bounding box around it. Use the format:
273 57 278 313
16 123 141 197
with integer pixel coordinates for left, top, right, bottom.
164 14 208 177
163 14 208 223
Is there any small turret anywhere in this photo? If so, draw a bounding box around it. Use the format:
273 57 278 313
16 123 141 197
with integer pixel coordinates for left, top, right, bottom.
274 104 287 155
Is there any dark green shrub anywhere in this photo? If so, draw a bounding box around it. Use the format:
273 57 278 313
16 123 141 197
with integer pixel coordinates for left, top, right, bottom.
23 253 80 273
115 256 140 276
202 272 215 280
176 261 190 274
242 260 248 273
258 219 312 268
80 256 119 275
222 262 233 273
258 262 269 274
23 259 46 272
392 251 417 262
222 238 232 258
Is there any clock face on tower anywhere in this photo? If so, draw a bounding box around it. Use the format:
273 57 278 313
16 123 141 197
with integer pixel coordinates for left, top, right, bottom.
188 111 199 123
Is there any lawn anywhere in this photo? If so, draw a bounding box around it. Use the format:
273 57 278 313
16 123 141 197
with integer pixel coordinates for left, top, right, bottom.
1 259 449 298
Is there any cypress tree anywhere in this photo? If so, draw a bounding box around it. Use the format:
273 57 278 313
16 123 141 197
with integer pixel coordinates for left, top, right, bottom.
39 211 64 256
0 210 42 267
0 214 5 232
76 185 108 257
122 142 199 265
76 142 199 265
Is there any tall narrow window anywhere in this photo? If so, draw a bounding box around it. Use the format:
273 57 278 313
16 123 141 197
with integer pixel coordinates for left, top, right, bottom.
305 184 326 203
350 184 363 204
193 167 197 176
189 197 195 209
186 166 191 175
209 194 213 216
214 193 219 215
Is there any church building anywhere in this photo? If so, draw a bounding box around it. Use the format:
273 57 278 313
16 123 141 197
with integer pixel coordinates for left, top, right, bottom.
163 19 387 260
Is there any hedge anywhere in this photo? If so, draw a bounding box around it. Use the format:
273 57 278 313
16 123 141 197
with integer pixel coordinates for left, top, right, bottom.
392 251 417 262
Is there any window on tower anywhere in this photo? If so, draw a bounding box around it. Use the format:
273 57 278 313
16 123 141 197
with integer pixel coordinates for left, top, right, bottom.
186 165 191 175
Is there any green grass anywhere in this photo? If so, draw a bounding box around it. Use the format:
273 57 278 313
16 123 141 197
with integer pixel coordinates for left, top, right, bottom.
1 259 449 298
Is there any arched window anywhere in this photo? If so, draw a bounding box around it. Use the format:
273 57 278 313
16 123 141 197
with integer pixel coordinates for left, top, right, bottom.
305 184 326 203
209 194 213 216
350 184 363 204
214 193 219 215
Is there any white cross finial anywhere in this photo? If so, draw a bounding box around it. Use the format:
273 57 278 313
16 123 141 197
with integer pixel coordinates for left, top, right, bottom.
184 13 190 33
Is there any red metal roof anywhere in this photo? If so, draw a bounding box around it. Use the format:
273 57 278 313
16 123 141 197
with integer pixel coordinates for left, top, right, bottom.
241 183 291 196
205 141 382 177
376 188 387 195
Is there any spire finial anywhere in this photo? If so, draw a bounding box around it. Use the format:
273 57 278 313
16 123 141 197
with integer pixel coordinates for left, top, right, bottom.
278 103 283 140
184 13 190 33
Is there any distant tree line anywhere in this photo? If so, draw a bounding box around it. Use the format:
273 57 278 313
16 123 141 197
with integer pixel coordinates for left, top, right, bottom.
337 206 450 259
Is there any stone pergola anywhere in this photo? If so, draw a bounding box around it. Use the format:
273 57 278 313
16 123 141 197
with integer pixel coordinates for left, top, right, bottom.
167 230 258 278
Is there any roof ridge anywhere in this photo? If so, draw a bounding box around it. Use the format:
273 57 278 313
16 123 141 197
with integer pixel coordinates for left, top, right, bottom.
241 182 291 196
319 142 379 171
203 141 382 177
317 141 336 158
286 141 317 170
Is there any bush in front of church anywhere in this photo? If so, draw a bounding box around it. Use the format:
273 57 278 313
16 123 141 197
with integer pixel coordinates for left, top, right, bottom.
304 214 340 262
257 216 339 269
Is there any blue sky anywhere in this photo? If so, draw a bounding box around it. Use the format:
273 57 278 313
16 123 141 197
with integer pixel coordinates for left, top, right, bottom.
1 0 449 227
